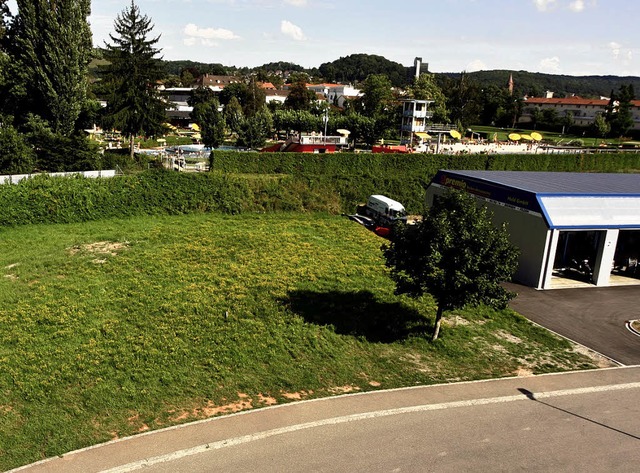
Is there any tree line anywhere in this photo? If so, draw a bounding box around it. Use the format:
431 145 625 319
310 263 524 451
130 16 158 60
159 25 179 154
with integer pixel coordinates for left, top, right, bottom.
1 1 638 176
0 1 167 172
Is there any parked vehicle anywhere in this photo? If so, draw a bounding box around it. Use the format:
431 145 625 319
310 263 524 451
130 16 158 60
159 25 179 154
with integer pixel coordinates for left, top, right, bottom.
357 195 407 227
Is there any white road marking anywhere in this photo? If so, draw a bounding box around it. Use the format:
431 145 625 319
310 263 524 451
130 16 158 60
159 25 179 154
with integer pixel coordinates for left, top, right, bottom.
102 382 640 472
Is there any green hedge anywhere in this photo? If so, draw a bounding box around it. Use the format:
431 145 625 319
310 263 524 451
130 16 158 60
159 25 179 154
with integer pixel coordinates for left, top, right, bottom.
0 170 351 226
3 152 640 226
209 151 640 214
210 151 640 175
0 171 247 226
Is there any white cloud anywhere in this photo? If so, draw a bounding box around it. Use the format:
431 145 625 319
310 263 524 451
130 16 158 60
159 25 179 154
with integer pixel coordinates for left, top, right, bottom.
284 0 308 6
533 0 557 11
466 59 486 72
280 20 306 41
182 23 240 47
184 23 240 41
536 0 595 13
569 0 585 12
609 41 621 59
539 56 561 72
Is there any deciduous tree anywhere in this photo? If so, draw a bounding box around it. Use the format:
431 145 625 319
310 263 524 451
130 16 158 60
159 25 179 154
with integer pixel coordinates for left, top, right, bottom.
5 0 92 135
358 74 393 118
191 98 225 149
383 190 518 341
408 73 449 123
284 78 316 111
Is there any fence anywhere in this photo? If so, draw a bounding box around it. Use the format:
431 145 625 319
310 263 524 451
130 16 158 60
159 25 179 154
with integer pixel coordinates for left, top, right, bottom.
0 169 117 185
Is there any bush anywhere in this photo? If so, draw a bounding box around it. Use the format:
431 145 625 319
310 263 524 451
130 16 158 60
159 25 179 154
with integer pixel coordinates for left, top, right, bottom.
0 123 36 174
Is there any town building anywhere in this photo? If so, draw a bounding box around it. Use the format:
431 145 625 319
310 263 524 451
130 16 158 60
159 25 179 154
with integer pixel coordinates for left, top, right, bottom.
195 74 242 92
520 96 640 131
304 83 362 108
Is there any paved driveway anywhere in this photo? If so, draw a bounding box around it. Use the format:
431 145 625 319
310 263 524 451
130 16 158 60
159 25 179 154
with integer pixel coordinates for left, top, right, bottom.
13 367 640 473
506 283 640 365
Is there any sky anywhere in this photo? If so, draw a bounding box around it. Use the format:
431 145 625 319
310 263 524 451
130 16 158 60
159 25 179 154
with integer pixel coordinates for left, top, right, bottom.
8 0 640 76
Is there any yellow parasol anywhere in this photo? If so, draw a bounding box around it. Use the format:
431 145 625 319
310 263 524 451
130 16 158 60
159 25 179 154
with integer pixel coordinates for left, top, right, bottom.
531 132 543 141
189 123 201 132
508 133 521 141
336 128 351 136
449 130 462 139
521 134 532 141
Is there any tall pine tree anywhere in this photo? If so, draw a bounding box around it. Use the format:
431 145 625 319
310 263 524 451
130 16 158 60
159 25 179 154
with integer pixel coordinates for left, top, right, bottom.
7 1 92 136
102 1 166 158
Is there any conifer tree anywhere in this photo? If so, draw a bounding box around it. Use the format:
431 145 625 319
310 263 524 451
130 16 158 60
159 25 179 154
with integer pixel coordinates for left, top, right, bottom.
102 1 166 158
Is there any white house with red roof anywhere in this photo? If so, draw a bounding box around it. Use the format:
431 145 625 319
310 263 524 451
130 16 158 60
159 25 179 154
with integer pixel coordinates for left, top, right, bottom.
521 96 640 131
305 83 362 108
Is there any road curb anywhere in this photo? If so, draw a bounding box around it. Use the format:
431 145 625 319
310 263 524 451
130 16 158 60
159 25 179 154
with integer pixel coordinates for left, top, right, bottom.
626 319 640 337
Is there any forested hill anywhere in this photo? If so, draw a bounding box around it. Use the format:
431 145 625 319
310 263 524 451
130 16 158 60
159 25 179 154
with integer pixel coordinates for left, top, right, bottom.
318 54 410 87
160 53 639 98
442 70 640 99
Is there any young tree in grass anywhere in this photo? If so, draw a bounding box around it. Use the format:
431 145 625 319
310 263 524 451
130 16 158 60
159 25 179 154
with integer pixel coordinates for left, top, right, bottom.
102 1 166 159
383 190 519 341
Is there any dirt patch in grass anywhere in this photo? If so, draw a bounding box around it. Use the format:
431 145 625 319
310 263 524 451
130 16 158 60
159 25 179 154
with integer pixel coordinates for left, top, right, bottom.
494 329 523 344
281 390 314 401
442 314 471 327
572 345 619 368
328 385 361 395
67 241 128 257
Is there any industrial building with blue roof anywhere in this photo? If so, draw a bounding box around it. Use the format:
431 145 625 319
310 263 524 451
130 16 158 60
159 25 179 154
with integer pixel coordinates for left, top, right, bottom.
427 170 640 289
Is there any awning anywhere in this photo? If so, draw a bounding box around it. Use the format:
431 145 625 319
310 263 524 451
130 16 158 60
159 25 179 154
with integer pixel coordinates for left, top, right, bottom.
414 132 431 140
539 196 640 229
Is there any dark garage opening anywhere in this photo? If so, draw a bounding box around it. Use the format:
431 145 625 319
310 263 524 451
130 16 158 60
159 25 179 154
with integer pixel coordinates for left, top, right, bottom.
613 230 640 279
553 230 603 283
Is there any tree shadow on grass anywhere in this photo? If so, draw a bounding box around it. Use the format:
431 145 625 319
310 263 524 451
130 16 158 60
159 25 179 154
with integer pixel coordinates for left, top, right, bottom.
282 289 431 343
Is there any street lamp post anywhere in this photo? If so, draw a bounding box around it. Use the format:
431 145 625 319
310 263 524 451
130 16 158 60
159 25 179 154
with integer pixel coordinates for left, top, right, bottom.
323 107 329 144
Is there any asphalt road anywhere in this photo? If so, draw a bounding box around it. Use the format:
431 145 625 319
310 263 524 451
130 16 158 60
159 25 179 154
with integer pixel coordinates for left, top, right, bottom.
506 283 640 365
13 367 640 473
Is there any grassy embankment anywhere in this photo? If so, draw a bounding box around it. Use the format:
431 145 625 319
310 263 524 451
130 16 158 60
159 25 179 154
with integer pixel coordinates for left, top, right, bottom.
0 212 600 470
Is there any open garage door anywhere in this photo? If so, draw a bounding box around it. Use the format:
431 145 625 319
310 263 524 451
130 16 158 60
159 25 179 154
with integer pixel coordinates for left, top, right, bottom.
613 230 640 279
552 230 603 283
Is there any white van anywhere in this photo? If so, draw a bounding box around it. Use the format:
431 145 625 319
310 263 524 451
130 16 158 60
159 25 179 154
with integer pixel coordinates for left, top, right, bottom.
363 195 407 226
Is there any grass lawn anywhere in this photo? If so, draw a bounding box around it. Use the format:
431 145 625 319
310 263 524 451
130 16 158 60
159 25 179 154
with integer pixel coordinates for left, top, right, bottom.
0 213 600 469
469 125 628 147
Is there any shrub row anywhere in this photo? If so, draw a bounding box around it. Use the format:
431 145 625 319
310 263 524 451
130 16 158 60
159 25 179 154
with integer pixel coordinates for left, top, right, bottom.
0 171 243 225
208 151 640 214
210 150 640 176
3 151 640 226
